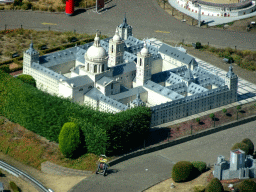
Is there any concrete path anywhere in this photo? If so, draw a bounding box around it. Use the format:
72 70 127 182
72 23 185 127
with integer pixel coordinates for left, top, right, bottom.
0 0 256 50
168 0 256 26
69 120 256 192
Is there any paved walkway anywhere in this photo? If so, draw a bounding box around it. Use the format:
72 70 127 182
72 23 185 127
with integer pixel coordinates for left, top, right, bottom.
69 120 256 192
168 0 256 26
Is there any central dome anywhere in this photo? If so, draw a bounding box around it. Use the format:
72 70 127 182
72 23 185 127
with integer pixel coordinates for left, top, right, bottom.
141 42 149 56
113 28 121 42
86 33 107 60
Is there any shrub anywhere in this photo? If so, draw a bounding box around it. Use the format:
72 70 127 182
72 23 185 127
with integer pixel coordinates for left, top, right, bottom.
56 5 65 12
238 179 256 192
241 138 254 155
193 185 205 192
62 0 66 3
0 65 10 73
0 6 4 10
222 108 227 113
209 113 215 119
14 0 22 6
39 5 48 11
0 119 4 125
231 142 250 155
48 6 55 12
21 2 32 10
172 161 194 182
237 105 241 111
17 74 36 87
232 54 242 64
226 56 234 63
205 178 224 192
192 161 207 173
58 122 82 158
9 181 19 192
196 118 200 124
196 42 201 49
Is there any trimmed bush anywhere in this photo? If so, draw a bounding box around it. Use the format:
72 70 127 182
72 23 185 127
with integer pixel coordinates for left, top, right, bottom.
231 142 250 155
241 138 254 155
196 118 200 124
17 74 36 87
172 161 194 182
0 65 10 73
14 0 22 6
9 181 19 192
205 178 224 192
238 179 256 192
58 122 82 158
209 113 215 119
192 161 207 173
222 108 227 113
21 2 32 10
196 42 201 49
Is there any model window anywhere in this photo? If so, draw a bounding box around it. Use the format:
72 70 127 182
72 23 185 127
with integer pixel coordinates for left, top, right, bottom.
112 45 114 53
87 63 89 71
94 65 97 73
102 64 104 72
111 83 113 89
140 58 142 66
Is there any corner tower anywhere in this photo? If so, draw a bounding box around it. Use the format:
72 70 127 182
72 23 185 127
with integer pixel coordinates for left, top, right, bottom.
118 13 132 40
225 64 238 102
23 41 39 68
135 42 152 87
108 28 125 67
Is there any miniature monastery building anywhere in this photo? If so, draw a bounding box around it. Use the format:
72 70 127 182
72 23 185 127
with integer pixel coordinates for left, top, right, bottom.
214 149 256 180
23 15 238 127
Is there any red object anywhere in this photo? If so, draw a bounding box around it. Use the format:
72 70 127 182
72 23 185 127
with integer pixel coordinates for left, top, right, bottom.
97 0 104 10
65 0 74 16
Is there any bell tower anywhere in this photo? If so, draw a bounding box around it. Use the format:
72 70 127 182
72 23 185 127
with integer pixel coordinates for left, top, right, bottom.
118 13 133 40
136 42 151 87
23 41 39 74
108 28 125 67
225 64 238 102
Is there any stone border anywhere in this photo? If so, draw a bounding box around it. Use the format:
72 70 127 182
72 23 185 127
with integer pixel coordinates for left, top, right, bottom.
108 114 256 167
41 161 93 176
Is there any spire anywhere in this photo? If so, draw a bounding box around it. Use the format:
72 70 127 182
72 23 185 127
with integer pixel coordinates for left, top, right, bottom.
226 64 236 78
123 12 127 25
119 12 129 28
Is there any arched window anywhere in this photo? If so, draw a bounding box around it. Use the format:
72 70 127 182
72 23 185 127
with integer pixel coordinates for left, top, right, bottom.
87 63 89 71
94 65 97 73
102 64 104 72
140 58 142 66
112 45 114 53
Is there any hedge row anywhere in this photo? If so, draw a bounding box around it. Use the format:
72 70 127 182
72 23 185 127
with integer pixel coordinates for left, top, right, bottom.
0 71 152 155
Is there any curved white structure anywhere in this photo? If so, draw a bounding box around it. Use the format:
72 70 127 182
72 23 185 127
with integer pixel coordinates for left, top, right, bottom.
177 0 256 17
0 0 14 4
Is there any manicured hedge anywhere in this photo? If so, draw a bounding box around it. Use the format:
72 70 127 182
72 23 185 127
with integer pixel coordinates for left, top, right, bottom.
241 138 254 155
231 142 250 155
0 70 151 156
172 161 194 182
238 179 256 192
17 74 36 87
205 178 224 192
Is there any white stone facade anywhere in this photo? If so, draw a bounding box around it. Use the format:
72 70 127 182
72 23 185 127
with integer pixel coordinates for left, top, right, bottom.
22 15 238 127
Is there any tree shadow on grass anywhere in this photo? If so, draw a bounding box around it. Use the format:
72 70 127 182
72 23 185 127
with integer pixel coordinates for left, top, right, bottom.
226 113 232 117
199 121 205 125
240 110 246 114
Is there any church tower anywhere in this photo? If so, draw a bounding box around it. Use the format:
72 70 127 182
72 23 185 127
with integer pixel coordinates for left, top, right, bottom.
23 41 39 68
136 42 151 86
108 28 125 67
118 13 133 40
225 64 238 102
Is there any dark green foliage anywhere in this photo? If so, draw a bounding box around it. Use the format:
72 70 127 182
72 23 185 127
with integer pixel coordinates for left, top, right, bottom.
241 138 254 155
196 118 200 123
0 71 151 156
0 64 10 73
59 122 82 158
195 42 201 49
192 161 207 174
226 56 234 63
237 105 241 110
222 108 227 113
205 178 224 192
231 142 250 155
9 181 19 192
0 59 13 65
17 74 36 87
14 0 22 6
172 161 194 182
61 0 66 3
21 2 32 10
238 179 256 192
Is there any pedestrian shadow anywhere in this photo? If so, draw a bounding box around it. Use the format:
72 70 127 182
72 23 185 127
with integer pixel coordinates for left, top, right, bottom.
98 4 116 13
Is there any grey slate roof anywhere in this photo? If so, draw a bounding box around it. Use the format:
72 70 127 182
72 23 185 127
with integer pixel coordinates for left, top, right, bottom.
166 82 187 95
72 65 83 75
76 48 86 64
40 47 77 67
31 63 67 81
187 82 208 94
99 95 128 111
166 72 183 84
159 44 198 67
110 86 147 101
123 51 136 62
183 68 194 81
25 42 39 55
144 80 184 100
124 36 143 47
97 76 113 86
63 75 93 87
170 65 188 76
127 43 144 55
151 70 172 83
111 62 136 77
85 87 104 100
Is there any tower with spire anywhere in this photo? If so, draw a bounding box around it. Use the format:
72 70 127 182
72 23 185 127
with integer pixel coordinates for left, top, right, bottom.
108 28 125 67
135 41 152 87
118 13 133 40
225 64 238 102
23 40 39 71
